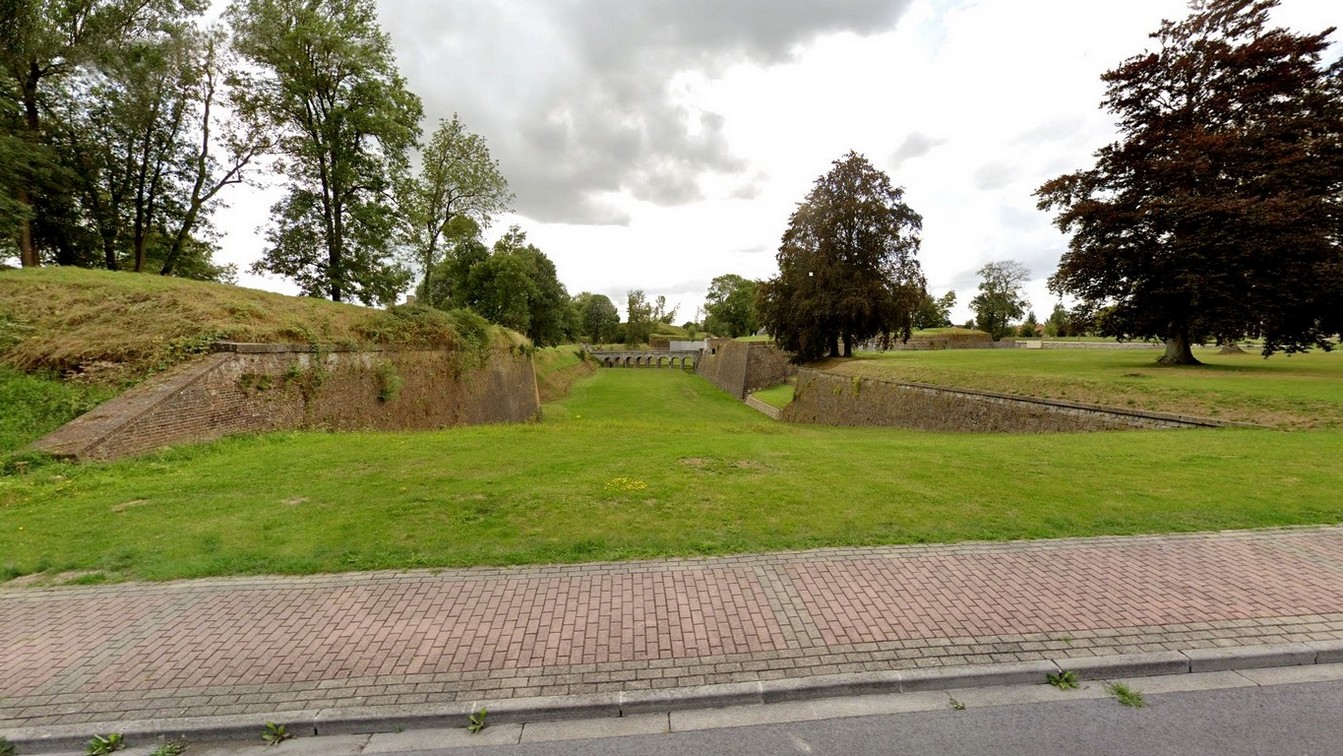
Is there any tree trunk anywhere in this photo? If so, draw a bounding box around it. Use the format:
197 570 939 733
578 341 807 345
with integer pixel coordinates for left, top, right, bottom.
1158 331 1201 365
828 334 840 358
842 332 853 358
17 61 42 267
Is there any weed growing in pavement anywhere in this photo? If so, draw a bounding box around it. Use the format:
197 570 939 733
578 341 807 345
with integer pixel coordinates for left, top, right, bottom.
1047 670 1080 690
149 737 188 756
0 735 15 756
1105 682 1147 708
86 733 125 754
948 695 967 711
261 721 291 746
467 707 488 734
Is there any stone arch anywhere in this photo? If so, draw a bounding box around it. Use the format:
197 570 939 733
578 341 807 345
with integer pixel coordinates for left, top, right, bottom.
657 356 667 368
624 356 633 367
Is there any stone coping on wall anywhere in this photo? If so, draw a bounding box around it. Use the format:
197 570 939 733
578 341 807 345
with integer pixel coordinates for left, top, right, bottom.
814 369 1263 430
744 395 783 420
212 341 403 354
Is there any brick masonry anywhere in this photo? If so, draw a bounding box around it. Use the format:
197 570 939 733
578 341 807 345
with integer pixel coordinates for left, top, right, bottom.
2 527 1342 729
781 368 1238 432
696 340 795 399
30 342 540 461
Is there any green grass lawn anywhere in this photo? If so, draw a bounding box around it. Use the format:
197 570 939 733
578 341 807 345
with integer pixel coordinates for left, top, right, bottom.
2 369 1341 583
826 348 1343 429
750 382 795 409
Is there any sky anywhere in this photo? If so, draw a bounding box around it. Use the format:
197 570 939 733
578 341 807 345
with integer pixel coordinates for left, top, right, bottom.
217 0 1339 324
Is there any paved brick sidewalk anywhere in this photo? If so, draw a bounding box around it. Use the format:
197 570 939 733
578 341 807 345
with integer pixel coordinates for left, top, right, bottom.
4 526 1343 729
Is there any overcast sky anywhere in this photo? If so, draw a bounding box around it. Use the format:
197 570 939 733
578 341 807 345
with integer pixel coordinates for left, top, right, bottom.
217 0 1339 324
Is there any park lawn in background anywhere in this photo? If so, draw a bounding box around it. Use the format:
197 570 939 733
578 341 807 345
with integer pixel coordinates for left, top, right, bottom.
825 348 1343 429
750 382 795 409
2 369 1341 583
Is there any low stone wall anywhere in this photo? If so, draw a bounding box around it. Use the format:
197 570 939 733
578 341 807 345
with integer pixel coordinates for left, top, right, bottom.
1032 341 1164 350
697 340 795 399
744 396 783 420
781 369 1232 432
31 341 540 461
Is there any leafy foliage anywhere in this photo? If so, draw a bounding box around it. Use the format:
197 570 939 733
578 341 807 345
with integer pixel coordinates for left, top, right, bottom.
572 292 620 344
261 721 290 746
704 274 759 337
231 0 422 305
757 152 924 361
401 114 513 307
1037 0 1343 364
467 707 488 734
1 0 245 278
914 290 956 330
624 289 656 346
419 225 570 346
969 261 1029 341
86 733 125 755
1047 670 1080 690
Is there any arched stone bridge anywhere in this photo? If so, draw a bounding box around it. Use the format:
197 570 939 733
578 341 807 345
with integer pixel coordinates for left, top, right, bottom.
581 346 701 370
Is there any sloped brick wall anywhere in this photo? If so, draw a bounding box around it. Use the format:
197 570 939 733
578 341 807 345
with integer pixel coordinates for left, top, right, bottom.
781 369 1233 432
31 342 540 461
697 340 794 399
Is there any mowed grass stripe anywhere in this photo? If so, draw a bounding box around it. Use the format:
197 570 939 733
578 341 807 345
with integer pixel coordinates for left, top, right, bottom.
1 369 1340 583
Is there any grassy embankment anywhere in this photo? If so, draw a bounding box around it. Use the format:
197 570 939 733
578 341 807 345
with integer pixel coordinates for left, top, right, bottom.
0 266 512 456
818 348 1343 429
3 363 1341 583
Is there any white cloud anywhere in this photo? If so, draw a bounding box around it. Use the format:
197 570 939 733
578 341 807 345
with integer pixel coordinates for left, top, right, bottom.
214 0 1340 324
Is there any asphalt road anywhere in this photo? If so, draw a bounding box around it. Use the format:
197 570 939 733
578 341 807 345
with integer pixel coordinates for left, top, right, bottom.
391 679 1343 756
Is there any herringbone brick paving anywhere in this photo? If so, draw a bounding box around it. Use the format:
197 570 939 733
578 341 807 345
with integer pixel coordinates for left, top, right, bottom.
3 526 1343 727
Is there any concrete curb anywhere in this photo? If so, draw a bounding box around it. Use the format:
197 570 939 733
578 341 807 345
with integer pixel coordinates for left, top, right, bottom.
7 640 1343 753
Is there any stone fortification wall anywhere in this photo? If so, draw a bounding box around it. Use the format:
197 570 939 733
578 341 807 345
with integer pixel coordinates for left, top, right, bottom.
873 333 994 351
697 340 795 399
32 342 539 461
1032 341 1164 350
781 369 1231 432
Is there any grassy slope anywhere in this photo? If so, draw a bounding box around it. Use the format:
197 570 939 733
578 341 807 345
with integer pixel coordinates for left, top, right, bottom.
823 349 1343 429
532 346 597 403
750 382 795 409
0 366 117 455
2 369 1340 583
0 267 500 383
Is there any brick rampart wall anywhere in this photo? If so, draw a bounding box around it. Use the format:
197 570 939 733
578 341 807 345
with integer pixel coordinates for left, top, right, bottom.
31 342 539 461
781 369 1232 432
697 340 795 399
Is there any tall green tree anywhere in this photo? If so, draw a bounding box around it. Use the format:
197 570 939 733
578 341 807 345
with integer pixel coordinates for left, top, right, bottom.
756 151 924 361
484 227 569 347
230 0 421 304
571 292 620 344
1 0 201 267
1037 0 1343 364
969 260 1029 340
703 273 758 337
419 224 570 346
401 114 513 308
913 289 956 330
624 289 655 346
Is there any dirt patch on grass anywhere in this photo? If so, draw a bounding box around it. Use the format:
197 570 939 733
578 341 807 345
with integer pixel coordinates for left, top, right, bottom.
111 499 149 512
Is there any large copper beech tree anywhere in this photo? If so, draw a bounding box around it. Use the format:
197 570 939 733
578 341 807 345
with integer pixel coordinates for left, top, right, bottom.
757 152 924 362
1036 0 1343 364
